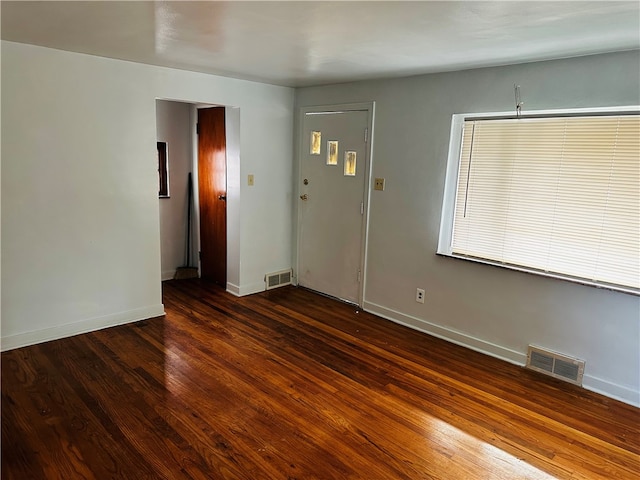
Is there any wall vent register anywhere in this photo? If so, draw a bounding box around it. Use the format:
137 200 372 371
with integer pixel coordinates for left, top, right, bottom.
526 345 585 386
265 269 293 290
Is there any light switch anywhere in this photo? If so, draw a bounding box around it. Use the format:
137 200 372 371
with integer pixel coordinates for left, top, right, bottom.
248 174 254 186
374 177 385 191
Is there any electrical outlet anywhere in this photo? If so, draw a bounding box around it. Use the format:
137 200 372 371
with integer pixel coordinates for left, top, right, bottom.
416 288 425 303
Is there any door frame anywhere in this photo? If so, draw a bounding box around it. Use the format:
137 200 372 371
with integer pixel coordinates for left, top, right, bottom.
294 102 376 307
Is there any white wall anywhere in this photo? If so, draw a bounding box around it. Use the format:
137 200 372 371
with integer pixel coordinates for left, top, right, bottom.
295 51 640 406
1 41 294 349
153 71 294 297
156 100 192 281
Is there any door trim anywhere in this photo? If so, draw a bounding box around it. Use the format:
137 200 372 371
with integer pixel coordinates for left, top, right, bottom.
294 102 376 307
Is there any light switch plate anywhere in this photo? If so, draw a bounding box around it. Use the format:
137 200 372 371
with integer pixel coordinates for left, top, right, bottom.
374 177 385 191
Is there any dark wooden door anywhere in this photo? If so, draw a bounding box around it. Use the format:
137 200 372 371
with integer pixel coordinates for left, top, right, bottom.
197 107 227 286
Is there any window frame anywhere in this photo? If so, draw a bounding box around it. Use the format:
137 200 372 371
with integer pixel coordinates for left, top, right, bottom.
437 105 640 295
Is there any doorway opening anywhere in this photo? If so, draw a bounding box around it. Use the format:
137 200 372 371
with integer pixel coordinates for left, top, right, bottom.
155 100 240 291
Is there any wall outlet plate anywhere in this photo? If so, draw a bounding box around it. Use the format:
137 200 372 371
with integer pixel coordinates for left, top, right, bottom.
416 288 425 303
374 178 385 191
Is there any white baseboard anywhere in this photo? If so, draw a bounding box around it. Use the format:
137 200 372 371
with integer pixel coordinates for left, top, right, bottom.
363 300 526 366
0 304 166 352
583 375 640 407
363 300 640 407
162 270 177 281
226 281 265 297
226 282 241 297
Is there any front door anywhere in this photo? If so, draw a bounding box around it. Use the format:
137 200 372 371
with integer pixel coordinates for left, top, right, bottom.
298 109 370 305
197 107 227 287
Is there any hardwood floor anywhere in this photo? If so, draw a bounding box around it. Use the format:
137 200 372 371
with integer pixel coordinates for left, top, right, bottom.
2 280 639 479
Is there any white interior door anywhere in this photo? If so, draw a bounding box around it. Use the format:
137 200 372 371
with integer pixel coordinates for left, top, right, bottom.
298 109 370 304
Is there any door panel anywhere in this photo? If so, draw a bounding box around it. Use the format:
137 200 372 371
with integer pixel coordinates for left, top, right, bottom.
198 107 227 286
298 110 369 304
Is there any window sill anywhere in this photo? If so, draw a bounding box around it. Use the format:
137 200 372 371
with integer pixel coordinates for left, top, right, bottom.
436 252 639 297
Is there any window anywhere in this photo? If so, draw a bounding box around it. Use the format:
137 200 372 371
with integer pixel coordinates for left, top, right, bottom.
438 109 639 294
157 142 169 198
327 140 338 165
344 151 357 176
310 131 321 155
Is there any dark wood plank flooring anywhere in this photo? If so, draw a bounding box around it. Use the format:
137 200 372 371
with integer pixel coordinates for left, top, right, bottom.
2 279 639 479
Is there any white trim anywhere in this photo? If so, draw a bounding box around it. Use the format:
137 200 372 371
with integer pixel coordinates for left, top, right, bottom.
239 281 265 296
457 105 640 121
362 300 526 365
162 269 177 281
0 304 166 352
582 375 640 408
227 280 265 297
226 282 241 297
438 253 639 296
437 113 465 255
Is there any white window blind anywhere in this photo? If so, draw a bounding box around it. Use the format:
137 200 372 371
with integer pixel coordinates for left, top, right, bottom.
451 114 639 293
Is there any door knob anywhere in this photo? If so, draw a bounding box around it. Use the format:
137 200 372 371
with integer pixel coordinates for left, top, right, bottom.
218 195 226 201
300 194 308 201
